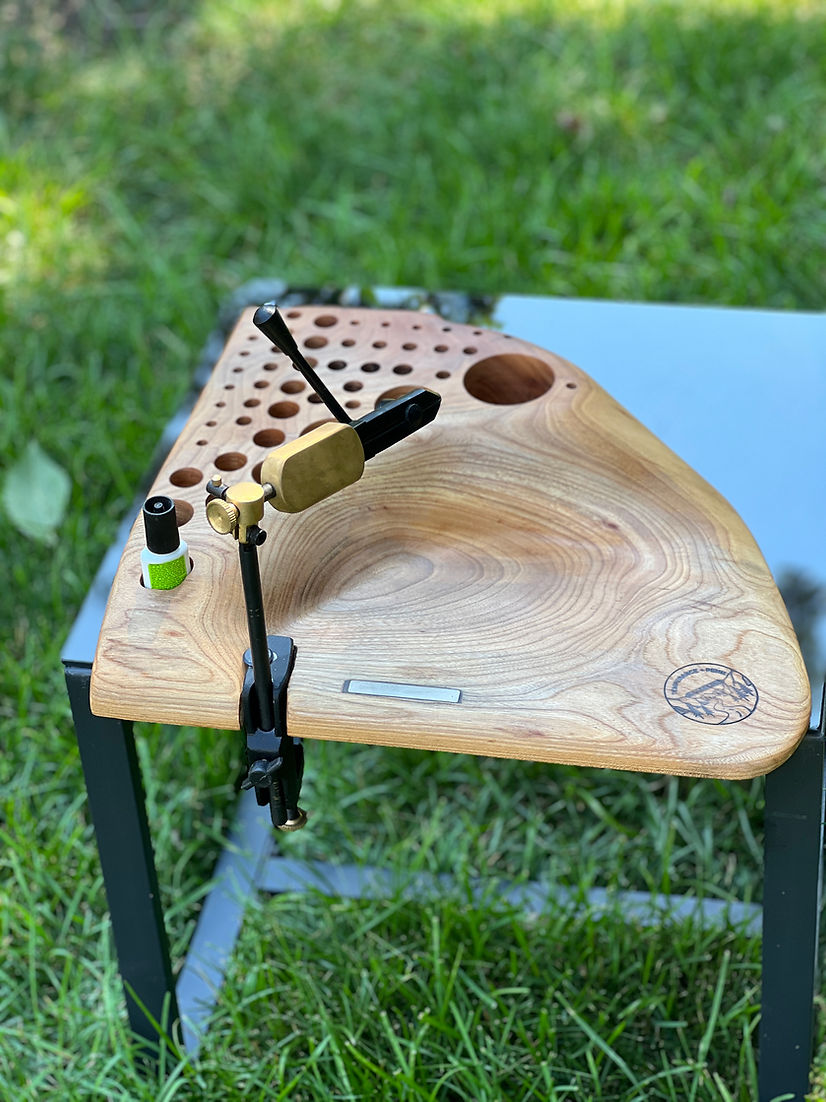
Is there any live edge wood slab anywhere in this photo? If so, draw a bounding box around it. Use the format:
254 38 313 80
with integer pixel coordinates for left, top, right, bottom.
90 307 810 779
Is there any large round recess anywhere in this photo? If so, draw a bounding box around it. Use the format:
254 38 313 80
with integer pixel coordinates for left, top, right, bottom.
464 354 554 405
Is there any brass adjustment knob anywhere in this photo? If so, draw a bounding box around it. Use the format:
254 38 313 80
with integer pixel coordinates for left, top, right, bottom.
206 497 240 534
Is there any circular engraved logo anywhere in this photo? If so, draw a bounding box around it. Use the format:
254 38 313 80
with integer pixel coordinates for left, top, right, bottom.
664 664 758 725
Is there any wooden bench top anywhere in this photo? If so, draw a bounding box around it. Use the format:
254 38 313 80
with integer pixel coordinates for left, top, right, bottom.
89 306 810 778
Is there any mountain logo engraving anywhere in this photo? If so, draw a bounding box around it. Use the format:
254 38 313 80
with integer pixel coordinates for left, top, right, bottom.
664 664 758 725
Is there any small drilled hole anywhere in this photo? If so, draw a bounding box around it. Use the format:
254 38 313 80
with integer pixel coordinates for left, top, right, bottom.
169 467 202 487
216 401 226 408
253 429 285 447
196 439 208 446
254 380 270 389
281 380 306 394
343 380 363 392
251 462 263 483
442 326 452 332
287 310 301 318
361 362 380 373
372 340 387 349
402 342 417 351
224 384 235 390
305 336 327 350
328 360 346 370
566 382 577 389
342 338 356 347
345 400 360 409
214 452 247 471
240 350 250 357
381 321 390 327
412 324 421 330
247 335 258 341
436 370 450 379
434 345 448 353
307 357 318 367
349 319 360 326
244 399 260 408
308 394 322 404
314 314 337 327
263 362 278 371
232 367 243 374
269 401 299 418
393 365 412 375
463 346 477 355
236 416 252 426
174 500 194 526
206 420 217 427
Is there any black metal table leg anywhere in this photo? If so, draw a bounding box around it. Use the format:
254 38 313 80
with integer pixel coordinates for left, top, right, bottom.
65 662 179 1050
759 713 825 1101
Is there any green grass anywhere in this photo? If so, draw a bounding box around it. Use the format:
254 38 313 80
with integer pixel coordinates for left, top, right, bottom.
1 0 825 1097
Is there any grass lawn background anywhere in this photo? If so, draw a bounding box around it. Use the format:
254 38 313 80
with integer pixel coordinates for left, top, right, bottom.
1 0 824 1097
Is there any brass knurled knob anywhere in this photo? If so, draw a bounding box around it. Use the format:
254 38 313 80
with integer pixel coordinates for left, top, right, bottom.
206 497 240 535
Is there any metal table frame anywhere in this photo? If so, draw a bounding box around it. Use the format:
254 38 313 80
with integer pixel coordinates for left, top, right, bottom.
63 285 825 1099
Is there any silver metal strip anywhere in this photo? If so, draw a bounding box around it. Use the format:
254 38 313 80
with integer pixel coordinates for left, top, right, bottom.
343 680 462 704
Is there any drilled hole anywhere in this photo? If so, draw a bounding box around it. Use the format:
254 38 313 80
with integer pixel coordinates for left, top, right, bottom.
464 355 554 404
361 362 380 373
566 382 577 389
232 367 243 374
224 384 235 390
305 336 327 350
196 439 208 446
342 338 356 348
214 452 247 471
244 399 260 408
174 500 194 526
301 419 336 435
375 386 416 407
263 362 278 371
281 380 306 394
315 314 337 327
216 401 226 408
434 345 448 353
381 321 390 327
442 326 452 332
328 360 346 370
251 462 263 483
307 356 318 367
308 394 322 404
169 467 202 487
343 380 362 392
269 400 300 418
236 416 252 426
206 420 217 427
287 310 301 318
402 342 417 351
240 350 250 357
349 319 360 326
253 428 285 447
345 399 361 409
393 365 412 375
436 370 451 379
254 380 270 389
463 346 477 355
372 340 387 349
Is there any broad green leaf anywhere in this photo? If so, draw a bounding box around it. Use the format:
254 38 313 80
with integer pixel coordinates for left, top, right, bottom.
1 440 72 545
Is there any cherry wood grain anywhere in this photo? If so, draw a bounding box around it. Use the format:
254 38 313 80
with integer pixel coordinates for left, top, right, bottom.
89 306 810 778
